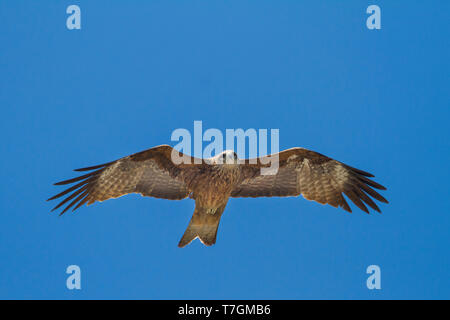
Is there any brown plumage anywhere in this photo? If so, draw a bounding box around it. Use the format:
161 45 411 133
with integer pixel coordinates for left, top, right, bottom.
48 145 388 247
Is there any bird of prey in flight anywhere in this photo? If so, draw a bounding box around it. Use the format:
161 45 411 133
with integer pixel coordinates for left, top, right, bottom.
48 145 388 247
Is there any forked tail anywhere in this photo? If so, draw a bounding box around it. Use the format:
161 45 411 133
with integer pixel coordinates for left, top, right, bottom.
178 204 227 247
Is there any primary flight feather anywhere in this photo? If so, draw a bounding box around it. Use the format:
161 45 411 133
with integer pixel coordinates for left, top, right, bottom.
48 145 388 247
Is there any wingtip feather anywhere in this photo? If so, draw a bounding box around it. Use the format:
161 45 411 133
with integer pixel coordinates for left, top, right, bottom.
74 161 112 172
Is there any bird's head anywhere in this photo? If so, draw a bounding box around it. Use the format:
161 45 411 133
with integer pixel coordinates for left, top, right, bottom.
213 150 239 165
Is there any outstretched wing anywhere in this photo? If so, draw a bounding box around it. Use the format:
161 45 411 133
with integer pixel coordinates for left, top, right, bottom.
233 148 388 213
48 145 202 215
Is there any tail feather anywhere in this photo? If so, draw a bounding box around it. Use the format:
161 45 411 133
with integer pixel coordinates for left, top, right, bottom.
178 205 226 248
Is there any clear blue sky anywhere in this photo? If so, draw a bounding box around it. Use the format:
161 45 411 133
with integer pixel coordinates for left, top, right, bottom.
0 1 449 299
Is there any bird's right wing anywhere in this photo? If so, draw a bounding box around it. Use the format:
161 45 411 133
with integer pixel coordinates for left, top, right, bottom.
48 145 203 215
233 147 388 214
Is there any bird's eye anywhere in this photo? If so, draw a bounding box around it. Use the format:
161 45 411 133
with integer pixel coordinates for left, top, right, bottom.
233 153 238 160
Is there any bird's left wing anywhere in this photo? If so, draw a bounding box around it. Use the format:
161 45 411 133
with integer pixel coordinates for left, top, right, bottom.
48 145 202 215
232 148 388 214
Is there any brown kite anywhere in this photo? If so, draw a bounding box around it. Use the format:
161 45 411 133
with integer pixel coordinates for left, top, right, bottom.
48 145 388 247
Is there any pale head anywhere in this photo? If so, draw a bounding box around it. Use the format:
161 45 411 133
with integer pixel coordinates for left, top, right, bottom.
211 150 239 165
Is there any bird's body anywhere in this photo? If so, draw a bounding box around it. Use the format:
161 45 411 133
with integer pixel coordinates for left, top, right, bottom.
189 161 240 210
48 145 388 247
167 151 242 246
